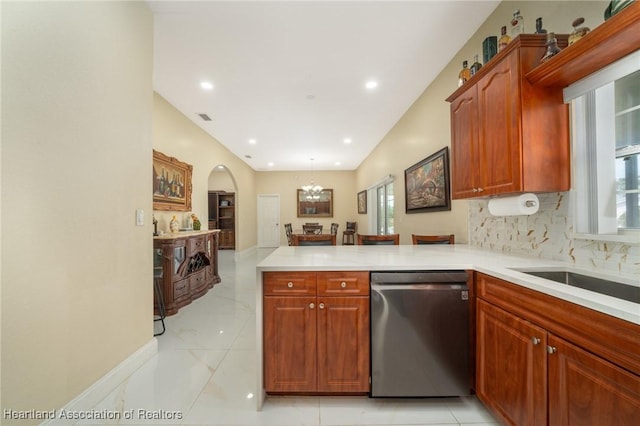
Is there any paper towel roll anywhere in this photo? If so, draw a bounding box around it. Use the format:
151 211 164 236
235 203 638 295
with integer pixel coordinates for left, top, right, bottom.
488 193 539 216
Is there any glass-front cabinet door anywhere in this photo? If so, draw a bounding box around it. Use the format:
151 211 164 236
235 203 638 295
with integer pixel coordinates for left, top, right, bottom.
172 243 186 280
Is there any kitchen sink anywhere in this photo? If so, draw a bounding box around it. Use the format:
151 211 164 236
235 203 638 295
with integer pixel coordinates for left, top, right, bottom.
513 269 640 304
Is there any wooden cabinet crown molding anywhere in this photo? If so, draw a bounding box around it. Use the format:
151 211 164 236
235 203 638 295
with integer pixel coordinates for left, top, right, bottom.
525 1 640 88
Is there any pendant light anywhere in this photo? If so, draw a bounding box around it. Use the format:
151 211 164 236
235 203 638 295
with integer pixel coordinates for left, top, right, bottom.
302 158 323 201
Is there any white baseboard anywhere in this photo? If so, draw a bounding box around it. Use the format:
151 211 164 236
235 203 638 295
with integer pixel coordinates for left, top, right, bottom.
41 338 158 425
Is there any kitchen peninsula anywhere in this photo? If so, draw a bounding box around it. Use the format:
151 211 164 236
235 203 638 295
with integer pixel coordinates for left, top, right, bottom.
255 245 640 423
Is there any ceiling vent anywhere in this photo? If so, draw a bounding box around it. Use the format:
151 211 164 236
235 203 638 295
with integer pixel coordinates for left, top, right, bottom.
197 113 212 121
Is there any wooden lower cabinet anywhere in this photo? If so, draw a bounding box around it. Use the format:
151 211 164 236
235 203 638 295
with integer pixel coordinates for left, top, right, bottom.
477 299 547 425
263 296 317 392
263 271 370 394
317 296 369 393
548 335 640 426
476 273 640 426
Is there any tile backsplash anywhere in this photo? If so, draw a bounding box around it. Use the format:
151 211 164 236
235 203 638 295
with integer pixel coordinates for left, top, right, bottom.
468 192 639 275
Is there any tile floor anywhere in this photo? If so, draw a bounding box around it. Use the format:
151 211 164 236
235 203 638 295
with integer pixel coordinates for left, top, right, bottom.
85 248 499 425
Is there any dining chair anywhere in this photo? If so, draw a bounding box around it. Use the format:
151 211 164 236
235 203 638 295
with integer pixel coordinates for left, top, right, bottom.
357 234 400 245
330 223 339 235
343 221 357 245
292 234 336 246
284 223 293 246
302 224 323 235
411 234 455 245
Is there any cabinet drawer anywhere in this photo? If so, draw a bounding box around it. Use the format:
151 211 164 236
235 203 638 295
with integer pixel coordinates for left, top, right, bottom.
264 272 316 296
188 236 205 254
317 271 369 296
173 278 190 300
190 269 207 293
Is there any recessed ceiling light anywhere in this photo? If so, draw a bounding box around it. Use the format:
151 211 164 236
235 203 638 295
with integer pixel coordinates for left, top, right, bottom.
200 81 214 90
335 161 341 166
365 80 378 90
267 162 274 167
248 139 257 145
343 138 352 144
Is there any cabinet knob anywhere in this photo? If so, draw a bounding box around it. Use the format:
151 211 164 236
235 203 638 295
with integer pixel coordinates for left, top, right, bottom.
477 187 484 192
319 302 325 309
531 337 541 345
472 188 478 192
309 302 315 309
287 282 294 288
340 282 347 288
547 345 557 354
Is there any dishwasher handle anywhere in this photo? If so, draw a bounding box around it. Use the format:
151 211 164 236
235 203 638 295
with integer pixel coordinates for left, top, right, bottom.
371 270 468 284
371 283 468 291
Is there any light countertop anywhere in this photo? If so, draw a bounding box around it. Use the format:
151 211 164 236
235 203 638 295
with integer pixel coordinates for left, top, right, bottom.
256 245 639 325
153 229 219 240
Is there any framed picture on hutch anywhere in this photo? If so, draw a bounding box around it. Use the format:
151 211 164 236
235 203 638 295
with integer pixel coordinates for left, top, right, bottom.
152 150 193 211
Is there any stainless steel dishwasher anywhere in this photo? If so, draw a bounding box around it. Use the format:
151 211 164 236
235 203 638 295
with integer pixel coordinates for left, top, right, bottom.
370 271 470 397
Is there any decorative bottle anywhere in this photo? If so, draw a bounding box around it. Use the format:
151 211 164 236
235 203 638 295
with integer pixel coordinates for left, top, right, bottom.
535 17 547 34
498 26 511 52
169 215 179 233
458 60 471 87
470 55 483 77
191 214 201 231
510 9 524 38
540 32 562 63
568 17 590 45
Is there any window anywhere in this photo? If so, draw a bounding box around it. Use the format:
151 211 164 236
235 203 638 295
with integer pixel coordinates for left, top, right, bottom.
565 51 640 235
615 71 640 229
376 181 394 235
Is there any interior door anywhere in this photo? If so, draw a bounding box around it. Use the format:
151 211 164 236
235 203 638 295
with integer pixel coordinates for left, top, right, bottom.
258 194 280 247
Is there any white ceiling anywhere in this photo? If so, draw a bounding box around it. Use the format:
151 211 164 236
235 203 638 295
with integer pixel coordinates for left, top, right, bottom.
149 1 499 171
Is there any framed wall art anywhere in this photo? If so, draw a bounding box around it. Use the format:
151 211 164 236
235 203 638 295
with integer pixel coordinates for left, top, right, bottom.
404 147 451 213
357 190 367 214
153 150 193 211
297 189 333 217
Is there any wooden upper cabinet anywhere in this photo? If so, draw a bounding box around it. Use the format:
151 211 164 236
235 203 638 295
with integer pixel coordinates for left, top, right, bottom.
476 53 522 196
446 35 570 199
526 2 640 88
450 85 478 198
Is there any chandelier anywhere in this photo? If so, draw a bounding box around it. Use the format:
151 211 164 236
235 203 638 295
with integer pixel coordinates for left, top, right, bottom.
302 158 323 201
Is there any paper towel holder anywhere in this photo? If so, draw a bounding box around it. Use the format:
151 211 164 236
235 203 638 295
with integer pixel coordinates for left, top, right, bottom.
487 193 540 216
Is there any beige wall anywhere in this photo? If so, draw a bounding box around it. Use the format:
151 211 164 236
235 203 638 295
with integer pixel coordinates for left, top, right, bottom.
1 1 153 417
255 170 356 245
356 0 606 245
152 93 258 252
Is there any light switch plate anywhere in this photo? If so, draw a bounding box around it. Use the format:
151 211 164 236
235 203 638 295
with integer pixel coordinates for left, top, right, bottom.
136 209 144 226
